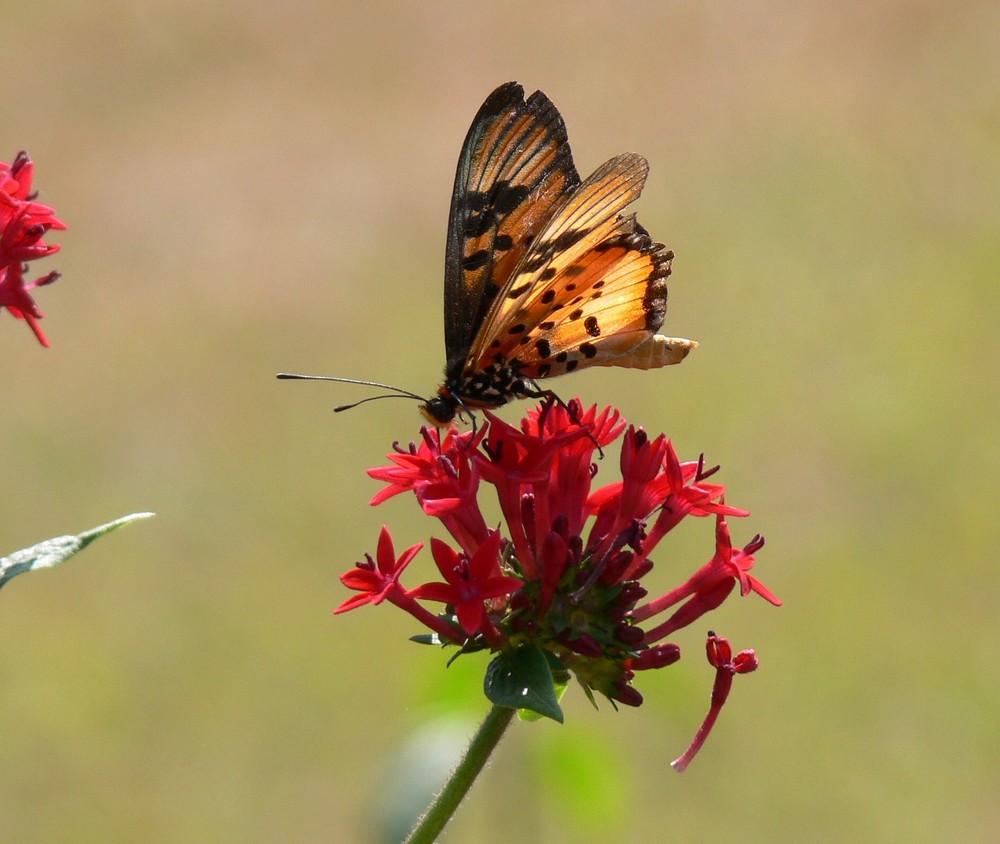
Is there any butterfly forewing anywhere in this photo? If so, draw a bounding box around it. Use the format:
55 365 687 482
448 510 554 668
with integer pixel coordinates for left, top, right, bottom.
443 83 581 375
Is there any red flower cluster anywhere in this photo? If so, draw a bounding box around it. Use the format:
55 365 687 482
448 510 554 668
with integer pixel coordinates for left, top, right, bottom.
0 152 66 346
338 398 780 766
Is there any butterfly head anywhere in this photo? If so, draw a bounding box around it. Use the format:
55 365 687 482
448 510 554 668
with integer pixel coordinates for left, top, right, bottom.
420 388 460 427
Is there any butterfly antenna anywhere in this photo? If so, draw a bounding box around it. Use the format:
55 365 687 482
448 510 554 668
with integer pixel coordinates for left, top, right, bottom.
276 373 426 403
332 394 423 413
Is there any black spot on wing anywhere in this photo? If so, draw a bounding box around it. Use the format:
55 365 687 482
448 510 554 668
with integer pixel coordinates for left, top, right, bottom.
552 228 591 251
520 227 592 272
462 250 491 271
495 183 532 214
462 182 534 239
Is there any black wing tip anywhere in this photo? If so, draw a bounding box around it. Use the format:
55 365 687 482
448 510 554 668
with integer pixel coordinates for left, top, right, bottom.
523 87 581 187
476 80 571 131
478 82 526 119
479 82 561 128
484 81 561 109
462 81 581 194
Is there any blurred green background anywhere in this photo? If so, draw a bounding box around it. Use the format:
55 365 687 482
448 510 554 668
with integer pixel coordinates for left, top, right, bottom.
2 1 997 841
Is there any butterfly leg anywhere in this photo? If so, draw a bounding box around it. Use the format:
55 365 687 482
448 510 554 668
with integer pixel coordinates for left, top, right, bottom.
452 394 480 437
515 380 604 459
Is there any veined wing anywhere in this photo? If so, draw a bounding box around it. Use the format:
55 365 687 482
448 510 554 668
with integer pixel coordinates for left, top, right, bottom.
443 82 581 375
466 153 685 377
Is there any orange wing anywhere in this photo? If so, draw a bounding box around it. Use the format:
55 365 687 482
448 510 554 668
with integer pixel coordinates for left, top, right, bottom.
464 153 694 379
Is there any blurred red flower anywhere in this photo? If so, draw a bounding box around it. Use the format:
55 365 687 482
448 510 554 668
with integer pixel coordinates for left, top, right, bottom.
0 152 66 346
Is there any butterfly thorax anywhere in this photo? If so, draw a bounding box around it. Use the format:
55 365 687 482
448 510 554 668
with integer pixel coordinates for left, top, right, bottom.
421 358 533 425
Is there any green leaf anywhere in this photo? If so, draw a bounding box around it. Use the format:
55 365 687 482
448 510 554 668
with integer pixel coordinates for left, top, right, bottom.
0 512 154 591
520 650 569 721
484 644 564 723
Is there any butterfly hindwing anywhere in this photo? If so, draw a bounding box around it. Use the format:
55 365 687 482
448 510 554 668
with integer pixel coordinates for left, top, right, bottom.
466 153 685 378
443 83 581 377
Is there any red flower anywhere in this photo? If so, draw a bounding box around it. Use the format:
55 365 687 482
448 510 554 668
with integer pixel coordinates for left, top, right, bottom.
671 632 759 772
635 512 781 642
409 531 522 640
367 426 489 557
334 525 421 613
345 398 779 761
0 152 66 346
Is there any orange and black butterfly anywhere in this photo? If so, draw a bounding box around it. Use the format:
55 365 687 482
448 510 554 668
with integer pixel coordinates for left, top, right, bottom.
421 81 695 424
280 82 695 422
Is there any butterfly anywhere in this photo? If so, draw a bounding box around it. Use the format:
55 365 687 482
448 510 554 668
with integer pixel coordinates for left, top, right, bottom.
420 82 695 424
278 82 695 422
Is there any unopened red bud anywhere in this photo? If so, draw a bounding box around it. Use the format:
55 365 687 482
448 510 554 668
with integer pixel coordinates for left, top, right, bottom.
631 643 681 669
612 582 648 609
611 683 644 707
562 632 603 658
706 634 733 668
615 622 645 647
732 649 759 674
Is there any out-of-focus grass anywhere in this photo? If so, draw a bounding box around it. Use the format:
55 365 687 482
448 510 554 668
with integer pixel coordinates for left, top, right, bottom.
1 1 997 841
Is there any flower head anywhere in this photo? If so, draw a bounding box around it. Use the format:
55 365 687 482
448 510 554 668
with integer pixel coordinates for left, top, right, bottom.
334 525 421 613
343 397 780 767
0 152 66 346
410 531 522 641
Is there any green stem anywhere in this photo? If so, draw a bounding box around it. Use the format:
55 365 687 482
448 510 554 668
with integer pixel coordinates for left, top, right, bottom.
403 704 516 844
